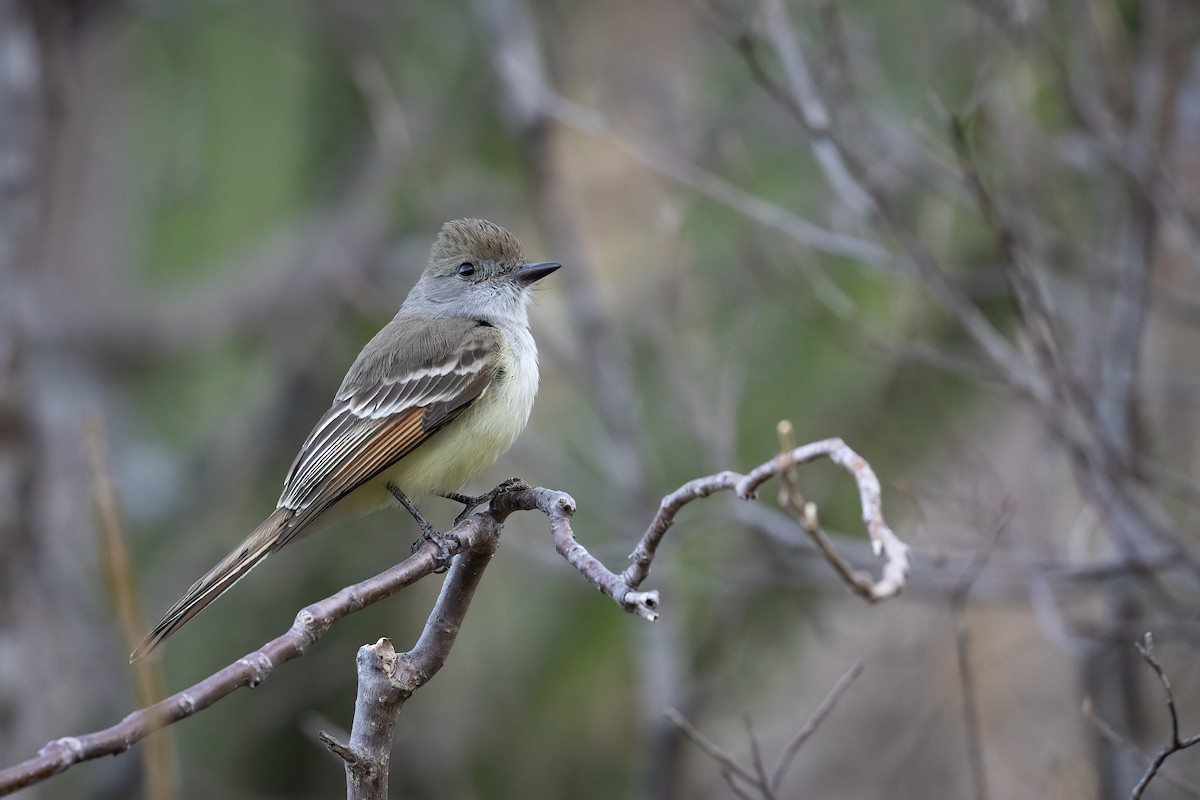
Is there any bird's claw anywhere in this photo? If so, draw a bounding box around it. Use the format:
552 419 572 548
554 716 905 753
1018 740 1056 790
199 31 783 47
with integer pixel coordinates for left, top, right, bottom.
443 477 530 525
411 529 461 573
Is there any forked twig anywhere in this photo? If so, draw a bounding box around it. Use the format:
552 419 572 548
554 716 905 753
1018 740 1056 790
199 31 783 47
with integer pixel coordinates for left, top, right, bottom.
1130 633 1200 800
666 661 863 799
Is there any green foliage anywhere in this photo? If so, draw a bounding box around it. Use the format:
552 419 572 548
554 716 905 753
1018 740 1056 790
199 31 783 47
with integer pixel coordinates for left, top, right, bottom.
133 10 323 280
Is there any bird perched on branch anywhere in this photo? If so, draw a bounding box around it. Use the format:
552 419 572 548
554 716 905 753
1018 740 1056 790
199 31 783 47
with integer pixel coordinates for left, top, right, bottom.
131 219 560 661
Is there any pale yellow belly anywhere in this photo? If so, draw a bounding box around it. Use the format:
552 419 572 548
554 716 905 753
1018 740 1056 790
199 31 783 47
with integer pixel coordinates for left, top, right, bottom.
311 332 539 527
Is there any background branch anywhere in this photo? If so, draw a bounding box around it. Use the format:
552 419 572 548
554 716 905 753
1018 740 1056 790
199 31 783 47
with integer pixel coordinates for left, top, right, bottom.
666 661 863 800
1131 633 1200 799
82 416 178 800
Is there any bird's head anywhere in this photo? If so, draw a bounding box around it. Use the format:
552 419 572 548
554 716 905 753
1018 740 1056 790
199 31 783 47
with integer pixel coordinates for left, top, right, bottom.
405 218 560 325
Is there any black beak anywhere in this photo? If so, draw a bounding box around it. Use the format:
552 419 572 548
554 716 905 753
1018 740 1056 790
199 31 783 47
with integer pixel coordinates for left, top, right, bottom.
510 261 561 285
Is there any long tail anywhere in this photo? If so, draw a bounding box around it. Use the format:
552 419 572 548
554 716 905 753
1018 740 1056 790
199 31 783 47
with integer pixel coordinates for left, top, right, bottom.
130 507 294 662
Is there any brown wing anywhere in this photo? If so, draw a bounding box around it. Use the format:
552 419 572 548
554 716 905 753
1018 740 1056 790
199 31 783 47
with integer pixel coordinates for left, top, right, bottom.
274 323 499 546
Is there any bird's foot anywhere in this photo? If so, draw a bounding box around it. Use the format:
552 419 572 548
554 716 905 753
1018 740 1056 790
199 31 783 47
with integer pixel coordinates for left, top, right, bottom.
410 528 461 574
387 482 457 573
442 477 530 526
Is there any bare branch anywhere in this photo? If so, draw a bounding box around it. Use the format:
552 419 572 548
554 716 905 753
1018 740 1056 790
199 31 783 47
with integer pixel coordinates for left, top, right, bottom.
318 729 361 767
716 6 1043 399
1131 633 1200 800
1082 697 1200 798
1 436 905 796
770 661 863 792
663 708 760 792
526 55 1055 414
532 87 898 271
774 427 887 603
949 511 1010 800
667 661 862 800
743 716 774 800
543 490 660 620
83 415 179 800
618 437 909 603
758 0 875 216
1081 642 1200 799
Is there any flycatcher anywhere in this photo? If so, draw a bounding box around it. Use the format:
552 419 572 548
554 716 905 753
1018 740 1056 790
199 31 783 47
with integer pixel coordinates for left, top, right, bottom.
131 218 560 662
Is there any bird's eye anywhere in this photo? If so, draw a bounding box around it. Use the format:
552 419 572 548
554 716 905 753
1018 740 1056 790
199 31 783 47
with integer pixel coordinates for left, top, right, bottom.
458 262 476 277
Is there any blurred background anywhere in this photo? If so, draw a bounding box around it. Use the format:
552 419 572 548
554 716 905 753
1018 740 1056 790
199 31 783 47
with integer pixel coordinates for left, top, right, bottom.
2 0 1200 798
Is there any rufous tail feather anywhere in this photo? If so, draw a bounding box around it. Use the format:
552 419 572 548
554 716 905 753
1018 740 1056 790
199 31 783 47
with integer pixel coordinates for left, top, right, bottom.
129 507 294 662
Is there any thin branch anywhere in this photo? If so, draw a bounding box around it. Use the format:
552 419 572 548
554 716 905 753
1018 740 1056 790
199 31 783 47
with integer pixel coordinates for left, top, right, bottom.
531 87 898 271
667 661 863 800
757 0 875 216
317 730 360 767
768 422 909 601
1080 659 1200 798
1131 633 1200 800
949 510 1010 800
743 716 775 800
769 661 863 792
946 109 1066 397
614 437 909 605
663 708 760 790
533 74 1047 403
83 415 179 800
774 430 885 603
717 5 1043 399
546 491 660 620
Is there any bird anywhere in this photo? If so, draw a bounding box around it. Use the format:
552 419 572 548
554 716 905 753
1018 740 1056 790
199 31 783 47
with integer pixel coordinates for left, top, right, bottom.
130 218 560 661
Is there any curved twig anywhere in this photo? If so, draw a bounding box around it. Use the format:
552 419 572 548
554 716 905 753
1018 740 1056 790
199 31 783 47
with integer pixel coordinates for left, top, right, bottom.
616 437 909 603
